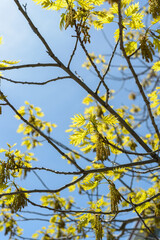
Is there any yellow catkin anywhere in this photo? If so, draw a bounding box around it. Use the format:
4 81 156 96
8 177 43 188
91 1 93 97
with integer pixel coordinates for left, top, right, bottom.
94 215 103 240
140 36 154 63
109 182 122 213
96 135 110 162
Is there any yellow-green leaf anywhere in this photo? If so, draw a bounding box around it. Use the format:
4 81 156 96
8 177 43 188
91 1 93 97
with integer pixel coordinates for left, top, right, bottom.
152 61 160 72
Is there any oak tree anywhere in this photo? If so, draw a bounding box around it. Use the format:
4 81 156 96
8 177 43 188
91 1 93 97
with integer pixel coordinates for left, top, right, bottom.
0 0 160 239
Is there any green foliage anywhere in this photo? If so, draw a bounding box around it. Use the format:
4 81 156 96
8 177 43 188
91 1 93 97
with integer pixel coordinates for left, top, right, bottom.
15 101 57 149
0 144 37 184
82 53 106 71
0 60 20 68
152 61 160 72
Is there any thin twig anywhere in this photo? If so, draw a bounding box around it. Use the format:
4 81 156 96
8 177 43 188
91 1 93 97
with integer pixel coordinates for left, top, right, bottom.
75 23 110 96
127 166 160 174
0 173 87 197
33 170 49 190
68 37 79 68
96 38 119 94
10 158 160 176
0 63 58 71
103 39 120 79
1 76 70 85
75 24 102 80
105 138 160 156
128 46 141 58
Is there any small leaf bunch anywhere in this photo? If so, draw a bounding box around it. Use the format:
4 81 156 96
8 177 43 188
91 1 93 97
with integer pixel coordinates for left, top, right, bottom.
15 102 56 149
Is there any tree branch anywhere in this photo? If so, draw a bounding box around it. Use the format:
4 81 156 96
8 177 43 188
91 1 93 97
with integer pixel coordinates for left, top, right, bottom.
0 173 87 197
0 63 58 71
1 76 71 85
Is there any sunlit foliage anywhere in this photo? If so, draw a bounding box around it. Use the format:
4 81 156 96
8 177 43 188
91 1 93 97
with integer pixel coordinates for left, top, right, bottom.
0 0 160 239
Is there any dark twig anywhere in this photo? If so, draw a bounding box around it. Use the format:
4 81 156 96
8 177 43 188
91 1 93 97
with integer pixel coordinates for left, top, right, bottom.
103 39 120 79
0 63 58 71
10 158 160 176
0 103 7 105
68 37 79 68
75 24 110 97
128 46 141 58
127 166 160 174
1 76 70 85
105 138 160 156
96 38 119 97
33 170 49 190
0 173 87 197
75 24 102 80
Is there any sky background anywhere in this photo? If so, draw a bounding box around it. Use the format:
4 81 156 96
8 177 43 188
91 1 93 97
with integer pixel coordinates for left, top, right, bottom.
0 1 113 238
0 0 150 239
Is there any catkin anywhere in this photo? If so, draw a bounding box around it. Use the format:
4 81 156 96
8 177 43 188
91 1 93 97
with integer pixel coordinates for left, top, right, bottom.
149 0 160 18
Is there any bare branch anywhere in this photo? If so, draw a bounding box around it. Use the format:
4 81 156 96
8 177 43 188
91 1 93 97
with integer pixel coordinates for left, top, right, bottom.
96 38 119 94
0 173 87 197
0 63 59 71
68 37 79 68
1 76 71 85
9 158 160 176
103 38 120 79
33 170 49 190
